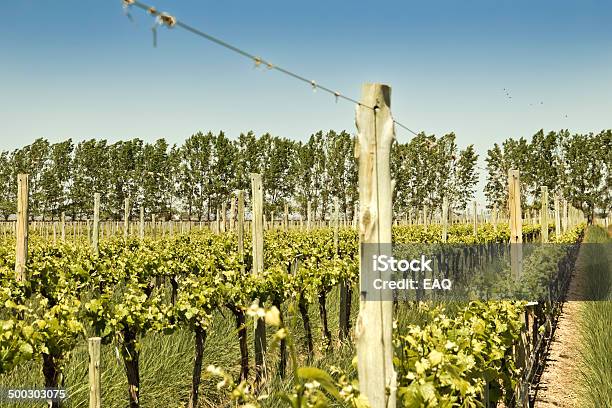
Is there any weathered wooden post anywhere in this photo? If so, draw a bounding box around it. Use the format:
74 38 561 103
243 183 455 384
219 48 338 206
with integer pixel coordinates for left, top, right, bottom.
15 174 28 282
61 211 66 242
338 197 351 340
284 203 289 231
541 187 549 243
354 83 396 408
149 214 154 237
229 195 236 231
221 202 226 233
472 200 478 236
88 337 101 408
237 190 245 274
492 203 498 232
508 170 523 277
563 199 568 233
442 196 449 243
554 194 561 239
92 193 100 255
139 207 144 240
124 198 130 241
250 174 266 383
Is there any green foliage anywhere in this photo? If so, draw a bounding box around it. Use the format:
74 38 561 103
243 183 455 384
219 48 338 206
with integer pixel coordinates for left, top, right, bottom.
394 301 524 408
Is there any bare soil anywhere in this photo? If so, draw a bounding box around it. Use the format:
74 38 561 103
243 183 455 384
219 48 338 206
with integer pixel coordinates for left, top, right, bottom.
533 245 588 408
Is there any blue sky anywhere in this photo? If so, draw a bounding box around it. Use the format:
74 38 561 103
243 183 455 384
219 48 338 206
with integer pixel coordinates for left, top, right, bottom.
1 0 611 164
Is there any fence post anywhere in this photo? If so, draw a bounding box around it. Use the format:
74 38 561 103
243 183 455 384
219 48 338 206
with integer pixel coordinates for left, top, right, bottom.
562 199 568 233
250 174 266 383
229 195 236 231
284 203 289 231
221 202 226 233
123 198 130 241
92 193 100 255
237 190 245 274
61 211 66 242
15 174 29 282
354 83 396 408
553 195 560 239
541 187 549 243
88 337 101 408
442 197 449 243
338 198 350 340
472 200 478 237
508 169 523 278
492 203 498 232
139 207 144 240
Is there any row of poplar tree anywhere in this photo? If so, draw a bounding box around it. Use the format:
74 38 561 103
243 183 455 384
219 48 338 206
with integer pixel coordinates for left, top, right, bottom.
0 129 607 222
0 130 479 221
484 129 611 224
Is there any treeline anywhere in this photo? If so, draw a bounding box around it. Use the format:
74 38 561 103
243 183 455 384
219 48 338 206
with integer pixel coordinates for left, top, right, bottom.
485 129 611 222
0 130 480 221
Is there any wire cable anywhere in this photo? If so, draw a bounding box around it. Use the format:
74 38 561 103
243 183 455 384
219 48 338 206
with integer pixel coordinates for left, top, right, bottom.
129 0 370 109
124 0 422 136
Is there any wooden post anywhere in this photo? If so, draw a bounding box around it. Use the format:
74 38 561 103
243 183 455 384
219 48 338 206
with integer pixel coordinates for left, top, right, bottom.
221 202 226 233
139 207 144 239
61 212 66 242
123 198 130 240
92 194 100 255
214 208 220 233
472 200 478 236
563 199 568 233
338 196 350 340
284 203 289 231
229 195 236 231
508 170 523 277
333 198 340 252
442 197 449 243
554 194 561 239
492 203 498 232
541 186 549 243
237 190 245 274
88 337 101 408
354 83 396 408
15 174 28 282
250 174 266 383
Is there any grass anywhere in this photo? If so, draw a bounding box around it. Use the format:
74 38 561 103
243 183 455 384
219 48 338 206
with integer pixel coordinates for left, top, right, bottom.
0 285 360 407
576 225 612 408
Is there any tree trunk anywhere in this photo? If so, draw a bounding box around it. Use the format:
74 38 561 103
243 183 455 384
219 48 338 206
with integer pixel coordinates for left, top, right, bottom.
121 330 140 408
318 291 332 350
298 295 314 356
339 280 352 341
187 326 207 408
42 353 62 408
228 305 249 381
273 299 287 378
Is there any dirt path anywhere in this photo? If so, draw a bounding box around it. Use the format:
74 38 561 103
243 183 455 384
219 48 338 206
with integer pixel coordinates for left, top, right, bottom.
533 245 588 408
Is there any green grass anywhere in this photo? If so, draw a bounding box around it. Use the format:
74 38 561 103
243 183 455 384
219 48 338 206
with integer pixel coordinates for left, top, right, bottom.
0 286 359 407
576 226 612 408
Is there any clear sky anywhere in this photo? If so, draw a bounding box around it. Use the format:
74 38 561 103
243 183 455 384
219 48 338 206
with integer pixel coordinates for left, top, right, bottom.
1 1 611 177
